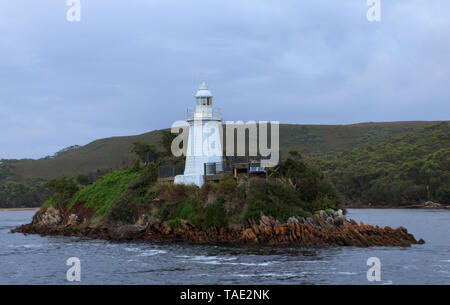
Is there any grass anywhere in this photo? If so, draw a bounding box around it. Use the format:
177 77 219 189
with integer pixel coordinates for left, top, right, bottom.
68 167 141 217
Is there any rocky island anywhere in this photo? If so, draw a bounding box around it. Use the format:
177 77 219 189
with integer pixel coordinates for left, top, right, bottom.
12 152 424 247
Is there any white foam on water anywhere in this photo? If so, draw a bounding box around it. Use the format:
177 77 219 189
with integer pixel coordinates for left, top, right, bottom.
189 255 237 262
336 271 357 275
138 249 168 256
437 270 450 274
198 260 274 266
300 271 319 275
260 273 296 277
200 260 221 265
124 247 141 252
233 272 295 278
9 244 43 248
22 244 43 249
231 262 273 266
190 255 218 261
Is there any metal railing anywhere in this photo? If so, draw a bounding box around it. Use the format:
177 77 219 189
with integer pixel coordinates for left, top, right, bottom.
158 165 185 178
187 107 222 121
204 161 233 175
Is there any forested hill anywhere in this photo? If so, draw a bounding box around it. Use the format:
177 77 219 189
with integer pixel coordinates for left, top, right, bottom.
3 121 439 182
310 122 450 206
0 121 445 208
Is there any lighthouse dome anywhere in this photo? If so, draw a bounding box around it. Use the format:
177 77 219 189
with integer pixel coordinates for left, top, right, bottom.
195 81 212 97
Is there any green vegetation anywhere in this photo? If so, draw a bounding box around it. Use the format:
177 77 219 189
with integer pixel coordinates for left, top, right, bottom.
76 174 89 186
310 122 450 206
240 151 341 221
108 163 159 223
0 179 48 208
41 176 80 210
39 152 342 228
68 168 141 217
131 141 159 163
0 121 447 208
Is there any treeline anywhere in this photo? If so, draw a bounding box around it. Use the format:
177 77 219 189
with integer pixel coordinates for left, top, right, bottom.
310 122 450 206
0 180 48 208
0 162 112 208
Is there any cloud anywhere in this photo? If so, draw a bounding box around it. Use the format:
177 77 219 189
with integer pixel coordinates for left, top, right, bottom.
0 0 449 158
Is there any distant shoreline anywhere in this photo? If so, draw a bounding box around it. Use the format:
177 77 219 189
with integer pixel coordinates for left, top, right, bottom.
344 205 450 210
2 205 449 211
0 207 39 212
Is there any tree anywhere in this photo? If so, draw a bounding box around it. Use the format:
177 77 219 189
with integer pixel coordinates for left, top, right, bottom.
131 141 159 163
159 130 178 156
76 174 89 186
44 176 79 204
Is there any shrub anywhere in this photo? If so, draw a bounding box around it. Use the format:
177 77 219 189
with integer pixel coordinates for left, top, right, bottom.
218 174 237 192
167 217 182 229
204 200 227 229
70 168 141 217
173 200 203 228
76 174 89 186
42 176 80 209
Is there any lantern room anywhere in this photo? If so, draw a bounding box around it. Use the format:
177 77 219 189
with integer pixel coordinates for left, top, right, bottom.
195 81 213 106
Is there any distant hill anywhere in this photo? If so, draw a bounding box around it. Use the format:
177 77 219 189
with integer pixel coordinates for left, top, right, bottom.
5 121 441 181
310 122 450 206
0 121 445 208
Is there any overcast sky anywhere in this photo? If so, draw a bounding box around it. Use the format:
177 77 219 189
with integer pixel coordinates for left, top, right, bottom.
0 0 449 159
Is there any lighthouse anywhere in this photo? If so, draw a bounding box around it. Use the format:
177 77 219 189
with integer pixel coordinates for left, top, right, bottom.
174 81 223 187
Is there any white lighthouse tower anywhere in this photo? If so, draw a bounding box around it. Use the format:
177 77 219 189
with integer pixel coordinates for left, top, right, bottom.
174 81 223 187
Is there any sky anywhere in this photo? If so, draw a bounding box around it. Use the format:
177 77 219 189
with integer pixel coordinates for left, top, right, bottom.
0 0 449 159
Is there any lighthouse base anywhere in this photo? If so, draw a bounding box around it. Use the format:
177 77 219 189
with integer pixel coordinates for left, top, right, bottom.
174 174 205 188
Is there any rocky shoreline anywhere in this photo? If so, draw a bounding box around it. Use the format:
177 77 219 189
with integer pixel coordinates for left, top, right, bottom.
12 207 424 247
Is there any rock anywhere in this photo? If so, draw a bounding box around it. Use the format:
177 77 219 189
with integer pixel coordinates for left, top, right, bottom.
39 207 62 226
136 214 150 226
319 210 328 219
109 225 146 240
67 214 80 227
423 201 442 208
334 209 344 218
12 209 425 248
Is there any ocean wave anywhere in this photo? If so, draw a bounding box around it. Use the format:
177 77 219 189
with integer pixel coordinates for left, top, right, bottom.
189 255 237 262
138 249 168 256
9 244 43 249
335 271 357 275
234 272 296 278
124 247 141 252
197 260 274 266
